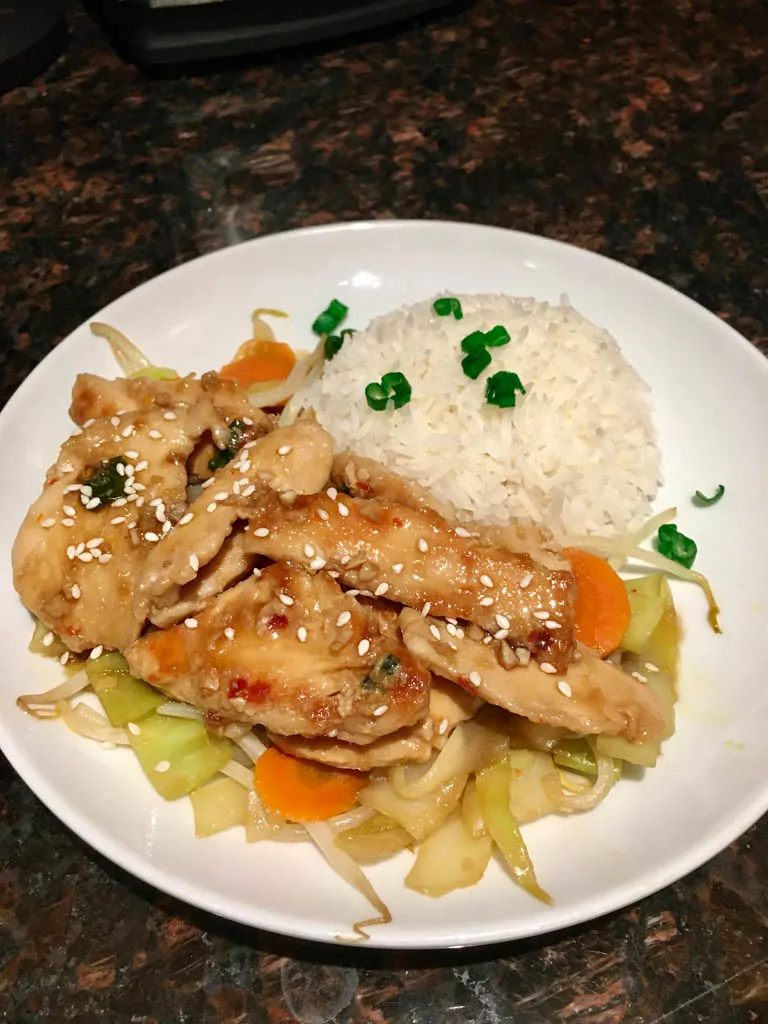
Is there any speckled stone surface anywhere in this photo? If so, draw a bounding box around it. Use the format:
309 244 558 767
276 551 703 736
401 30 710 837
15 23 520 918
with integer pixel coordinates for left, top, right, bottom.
1 1 767 1020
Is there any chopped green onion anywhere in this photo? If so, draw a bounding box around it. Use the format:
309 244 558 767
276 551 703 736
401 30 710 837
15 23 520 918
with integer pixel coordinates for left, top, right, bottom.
82 457 128 508
365 382 389 411
208 419 246 471
381 371 412 409
340 328 357 340
433 297 463 320
656 524 697 569
484 325 511 348
312 299 348 336
461 348 492 380
324 335 343 360
693 484 725 507
365 373 412 411
485 371 526 408
460 331 487 355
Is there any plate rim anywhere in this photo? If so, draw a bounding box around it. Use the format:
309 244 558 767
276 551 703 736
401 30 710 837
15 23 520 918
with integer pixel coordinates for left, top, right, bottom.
2 218 767 949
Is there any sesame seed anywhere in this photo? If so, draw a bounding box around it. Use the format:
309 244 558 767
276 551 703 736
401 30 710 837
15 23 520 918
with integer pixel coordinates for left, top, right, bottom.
75 542 85 555
253 527 270 537
645 662 659 673
116 463 126 477
63 505 76 517
480 574 494 588
184 618 198 629
78 552 93 563
241 485 256 498
179 512 194 526
135 461 148 472
534 610 549 620
277 445 292 456
224 627 235 640
124 465 135 478
455 526 471 538
357 639 370 656
214 492 229 502
71 584 81 600
155 508 167 523
446 623 457 636
545 620 561 630
66 545 76 560
304 544 315 558
539 662 557 674
519 573 532 589
429 624 441 641
99 554 112 564
340 555 351 565
318 509 330 521
80 486 93 497
327 570 340 579
336 611 352 627
121 426 134 438
421 602 432 617
112 498 127 507
479 596 494 607
438 718 449 735
346 589 360 597
469 671 482 686
163 411 176 420
495 613 511 630
557 680 573 698
417 538 429 553
60 652 69 665
279 594 294 606
446 617 458 625
309 557 326 571
90 645 103 660
372 704 389 716
374 582 389 597
456 627 466 639
202 477 215 489
632 671 648 683
206 502 218 513
124 450 139 460
90 549 102 558
110 417 120 427
85 498 101 510
145 532 160 543
517 648 531 665
148 430 163 439
62 518 75 527
297 626 308 643
41 518 56 528
189 554 199 572
42 632 54 647
155 760 171 773
252 567 262 577
86 537 104 549
128 722 141 736
110 516 126 525
326 487 338 500
337 502 350 517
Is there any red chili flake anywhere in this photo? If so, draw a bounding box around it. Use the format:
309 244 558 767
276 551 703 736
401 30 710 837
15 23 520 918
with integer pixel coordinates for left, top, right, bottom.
227 678 270 704
392 517 404 528
265 613 288 631
455 674 477 693
356 480 372 494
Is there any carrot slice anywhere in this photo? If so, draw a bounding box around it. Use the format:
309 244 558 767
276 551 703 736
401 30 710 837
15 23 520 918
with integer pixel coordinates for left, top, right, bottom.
563 547 631 658
254 747 367 822
219 340 296 389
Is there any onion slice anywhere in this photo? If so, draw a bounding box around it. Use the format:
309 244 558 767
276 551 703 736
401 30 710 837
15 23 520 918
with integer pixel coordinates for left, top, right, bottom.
90 322 150 376
553 744 614 812
58 699 130 745
17 670 91 719
303 820 391 941
219 759 255 790
234 731 267 764
156 701 204 721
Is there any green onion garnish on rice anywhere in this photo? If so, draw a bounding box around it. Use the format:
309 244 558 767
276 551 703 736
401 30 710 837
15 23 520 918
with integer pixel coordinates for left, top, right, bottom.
433 297 463 320
485 371 526 408
312 299 348 336
693 484 725 507
484 325 511 347
461 348 492 380
365 372 412 411
460 331 487 355
656 524 697 568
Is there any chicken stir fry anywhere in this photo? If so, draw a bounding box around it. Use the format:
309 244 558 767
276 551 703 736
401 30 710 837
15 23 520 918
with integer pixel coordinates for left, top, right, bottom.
15 371 667 781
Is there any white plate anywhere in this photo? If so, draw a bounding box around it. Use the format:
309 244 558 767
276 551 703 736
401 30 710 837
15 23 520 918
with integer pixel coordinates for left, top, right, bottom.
2 221 767 949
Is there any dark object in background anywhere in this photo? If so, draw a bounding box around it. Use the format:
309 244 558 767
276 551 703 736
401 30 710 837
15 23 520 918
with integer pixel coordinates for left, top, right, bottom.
90 0 457 66
0 0 68 93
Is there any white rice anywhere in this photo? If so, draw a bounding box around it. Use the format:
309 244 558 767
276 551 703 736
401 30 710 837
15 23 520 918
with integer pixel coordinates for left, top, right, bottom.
298 294 661 535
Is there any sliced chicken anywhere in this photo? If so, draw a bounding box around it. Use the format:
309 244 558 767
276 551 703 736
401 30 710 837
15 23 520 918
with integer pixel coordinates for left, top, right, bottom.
126 565 431 744
136 419 334 625
241 491 576 671
268 678 480 769
331 452 454 519
13 389 244 653
399 608 664 744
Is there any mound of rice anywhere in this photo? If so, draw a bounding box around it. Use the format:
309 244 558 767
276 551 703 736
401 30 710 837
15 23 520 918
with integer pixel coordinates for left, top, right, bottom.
298 294 661 535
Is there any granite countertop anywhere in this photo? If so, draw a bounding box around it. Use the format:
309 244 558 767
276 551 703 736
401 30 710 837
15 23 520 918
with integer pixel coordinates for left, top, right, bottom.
1 1 767 1020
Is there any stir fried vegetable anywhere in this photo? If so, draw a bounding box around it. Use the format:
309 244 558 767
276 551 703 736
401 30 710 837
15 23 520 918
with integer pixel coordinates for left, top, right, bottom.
191 777 249 837
564 548 631 656
693 484 725 507
86 652 164 725
656 524 697 569
405 812 492 897
335 813 412 862
220 340 296 390
254 747 367 822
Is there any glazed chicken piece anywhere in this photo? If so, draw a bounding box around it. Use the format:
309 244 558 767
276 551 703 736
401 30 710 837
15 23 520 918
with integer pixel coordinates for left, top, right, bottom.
268 678 480 770
399 609 665 744
126 565 431 744
331 452 454 519
241 491 577 671
13 386 249 653
136 419 334 627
